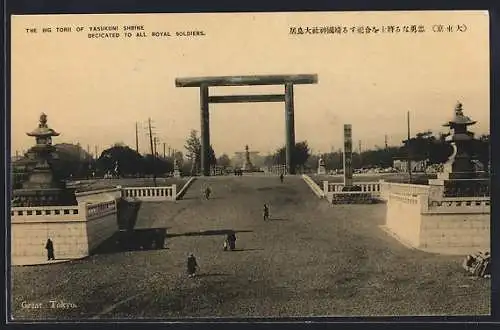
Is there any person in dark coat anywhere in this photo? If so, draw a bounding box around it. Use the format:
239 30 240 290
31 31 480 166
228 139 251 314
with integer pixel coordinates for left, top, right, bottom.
279 173 284 183
45 238 55 261
187 253 198 277
263 204 270 221
227 233 237 250
204 186 212 200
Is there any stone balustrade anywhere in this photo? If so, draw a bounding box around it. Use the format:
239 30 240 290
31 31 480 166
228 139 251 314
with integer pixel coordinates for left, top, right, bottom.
323 181 381 193
122 185 177 201
426 197 490 214
75 187 122 204
11 199 119 264
385 191 490 254
323 181 381 202
387 192 421 205
86 200 117 219
11 205 83 223
378 180 430 201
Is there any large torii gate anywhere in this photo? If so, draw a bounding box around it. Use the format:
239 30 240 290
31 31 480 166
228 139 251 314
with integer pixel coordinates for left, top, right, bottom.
175 74 318 176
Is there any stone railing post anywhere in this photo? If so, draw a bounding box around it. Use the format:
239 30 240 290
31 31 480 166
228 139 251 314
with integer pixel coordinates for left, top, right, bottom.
78 202 89 220
323 181 328 194
172 184 177 200
419 194 429 213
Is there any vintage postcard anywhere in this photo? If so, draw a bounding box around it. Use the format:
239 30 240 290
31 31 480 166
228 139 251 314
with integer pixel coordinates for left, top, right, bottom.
9 10 490 321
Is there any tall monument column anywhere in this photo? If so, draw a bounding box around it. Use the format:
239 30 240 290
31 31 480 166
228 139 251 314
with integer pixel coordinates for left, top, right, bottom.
242 145 254 172
285 83 296 175
343 124 353 187
200 84 210 176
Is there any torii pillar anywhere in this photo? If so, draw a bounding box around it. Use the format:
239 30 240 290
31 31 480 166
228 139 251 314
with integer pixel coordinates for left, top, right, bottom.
175 74 318 176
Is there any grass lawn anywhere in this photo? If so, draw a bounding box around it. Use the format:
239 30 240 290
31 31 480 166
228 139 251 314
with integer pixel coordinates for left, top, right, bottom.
11 176 489 320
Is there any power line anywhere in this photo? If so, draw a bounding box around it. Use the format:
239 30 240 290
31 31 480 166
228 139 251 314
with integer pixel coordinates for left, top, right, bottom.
147 117 157 186
135 122 139 153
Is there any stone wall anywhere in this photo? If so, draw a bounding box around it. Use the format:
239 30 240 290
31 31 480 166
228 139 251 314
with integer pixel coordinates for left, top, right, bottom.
420 197 490 252
385 193 490 254
11 200 118 265
385 193 424 246
378 180 430 201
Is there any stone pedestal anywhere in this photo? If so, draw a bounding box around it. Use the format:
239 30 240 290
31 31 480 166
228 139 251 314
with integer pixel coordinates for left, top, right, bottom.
173 159 181 178
343 124 353 187
242 145 254 172
317 158 326 175
427 102 490 198
12 113 77 207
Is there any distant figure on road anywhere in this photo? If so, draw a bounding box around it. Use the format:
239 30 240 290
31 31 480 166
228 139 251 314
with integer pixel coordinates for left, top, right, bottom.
226 232 237 250
204 186 212 200
45 238 55 261
263 204 270 221
279 173 284 183
187 253 198 277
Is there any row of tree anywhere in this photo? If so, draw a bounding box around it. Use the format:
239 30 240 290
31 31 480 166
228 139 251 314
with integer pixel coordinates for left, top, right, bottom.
262 131 490 172
13 129 490 182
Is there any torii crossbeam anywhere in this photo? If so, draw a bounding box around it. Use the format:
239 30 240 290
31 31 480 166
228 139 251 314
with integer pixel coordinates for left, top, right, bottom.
175 74 318 176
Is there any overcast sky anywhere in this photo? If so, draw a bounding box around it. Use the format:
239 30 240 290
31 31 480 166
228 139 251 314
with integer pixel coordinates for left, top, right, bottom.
11 11 489 157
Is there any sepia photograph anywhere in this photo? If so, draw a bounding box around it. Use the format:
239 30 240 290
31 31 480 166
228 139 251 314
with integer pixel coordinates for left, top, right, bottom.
8 10 490 320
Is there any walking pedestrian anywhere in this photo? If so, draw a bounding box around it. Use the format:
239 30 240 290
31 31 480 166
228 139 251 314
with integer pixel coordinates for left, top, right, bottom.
263 204 270 221
45 238 55 261
279 173 284 183
187 253 198 278
204 186 212 200
226 232 237 250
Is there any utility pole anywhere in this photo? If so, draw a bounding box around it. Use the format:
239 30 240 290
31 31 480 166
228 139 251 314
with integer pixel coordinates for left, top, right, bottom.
358 140 362 168
153 137 159 157
135 122 139 153
95 145 98 160
163 142 166 159
385 134 388 150
168 146 171 158
407 111 412 183
147 117 157 186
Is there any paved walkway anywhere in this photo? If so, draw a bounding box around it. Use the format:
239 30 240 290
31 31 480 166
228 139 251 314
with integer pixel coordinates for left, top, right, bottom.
11 176 490 319
11 257 72 267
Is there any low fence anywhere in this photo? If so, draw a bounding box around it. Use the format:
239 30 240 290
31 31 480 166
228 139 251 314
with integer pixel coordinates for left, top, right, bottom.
323 181 381 193
323 181 381 203
210 166 226 176
122 185 177 201
265 165 287 175
321 180 435 203
86 200 117 219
